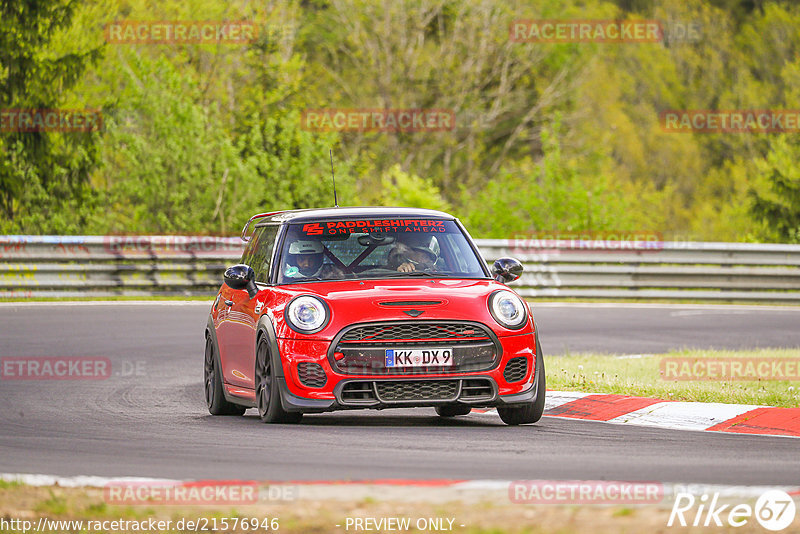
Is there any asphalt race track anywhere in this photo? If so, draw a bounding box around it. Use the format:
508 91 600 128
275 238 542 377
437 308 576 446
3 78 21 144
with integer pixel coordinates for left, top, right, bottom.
1 302 799 484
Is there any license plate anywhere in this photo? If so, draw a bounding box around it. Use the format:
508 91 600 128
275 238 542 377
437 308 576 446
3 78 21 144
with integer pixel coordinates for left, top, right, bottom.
385 348 454 368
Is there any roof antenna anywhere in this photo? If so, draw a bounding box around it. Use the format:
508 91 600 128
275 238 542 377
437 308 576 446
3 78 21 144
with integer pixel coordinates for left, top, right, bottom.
329 149 339 208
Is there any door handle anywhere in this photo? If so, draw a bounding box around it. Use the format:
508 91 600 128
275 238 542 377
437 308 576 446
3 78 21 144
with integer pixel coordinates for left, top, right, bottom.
224 300 234 307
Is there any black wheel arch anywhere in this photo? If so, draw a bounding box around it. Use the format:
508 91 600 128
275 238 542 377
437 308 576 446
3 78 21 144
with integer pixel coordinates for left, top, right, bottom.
256 314 285 380
256 314 300 413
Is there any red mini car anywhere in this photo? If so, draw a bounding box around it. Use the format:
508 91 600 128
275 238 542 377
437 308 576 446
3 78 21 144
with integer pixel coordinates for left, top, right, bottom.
204 207 545 425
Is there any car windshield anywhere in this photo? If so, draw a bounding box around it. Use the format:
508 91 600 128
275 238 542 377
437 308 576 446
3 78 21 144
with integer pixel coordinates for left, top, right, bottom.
276 218 487 283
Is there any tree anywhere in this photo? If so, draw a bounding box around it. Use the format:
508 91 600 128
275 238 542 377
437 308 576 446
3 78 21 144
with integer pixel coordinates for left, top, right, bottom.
0 0 103 232
749 136 800 243
300 0 597 204
95 52 351 235
380 164 449 211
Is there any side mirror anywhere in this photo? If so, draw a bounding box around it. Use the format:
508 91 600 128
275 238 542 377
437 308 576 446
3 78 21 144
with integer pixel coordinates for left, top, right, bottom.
492 257 523 284
223 264 258 299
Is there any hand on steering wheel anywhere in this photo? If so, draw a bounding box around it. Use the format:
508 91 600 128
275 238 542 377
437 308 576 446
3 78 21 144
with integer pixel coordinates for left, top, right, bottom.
397 261 416 272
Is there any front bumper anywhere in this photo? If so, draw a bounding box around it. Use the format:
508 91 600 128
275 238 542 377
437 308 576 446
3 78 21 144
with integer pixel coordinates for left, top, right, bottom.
274 332 540 413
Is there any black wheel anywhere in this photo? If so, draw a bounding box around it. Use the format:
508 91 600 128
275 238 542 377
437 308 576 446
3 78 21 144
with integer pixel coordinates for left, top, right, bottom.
255 336 302 424
498 335 546 426
204 335 246 416
435 405 472 417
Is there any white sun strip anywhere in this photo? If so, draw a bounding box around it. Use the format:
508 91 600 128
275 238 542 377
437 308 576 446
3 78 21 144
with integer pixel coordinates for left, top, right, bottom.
606 401 762 431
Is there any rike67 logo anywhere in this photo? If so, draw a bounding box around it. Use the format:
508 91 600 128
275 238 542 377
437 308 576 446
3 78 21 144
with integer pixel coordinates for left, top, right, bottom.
668 490 797 531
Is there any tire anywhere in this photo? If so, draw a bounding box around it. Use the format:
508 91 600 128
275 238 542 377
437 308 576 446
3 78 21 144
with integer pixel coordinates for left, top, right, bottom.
497 334 546 426
204 335 246 416
255 336 303 424
435 405 472 417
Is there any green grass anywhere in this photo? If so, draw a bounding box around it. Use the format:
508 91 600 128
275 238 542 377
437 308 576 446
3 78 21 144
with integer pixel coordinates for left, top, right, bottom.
83 502 107 515
548 348 800 407
612 508 634 517
0 483 676 534
34 491 69 515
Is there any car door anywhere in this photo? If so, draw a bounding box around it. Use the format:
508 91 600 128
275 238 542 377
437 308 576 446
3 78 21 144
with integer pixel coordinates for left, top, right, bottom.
214 229 259 388
218 224 280 389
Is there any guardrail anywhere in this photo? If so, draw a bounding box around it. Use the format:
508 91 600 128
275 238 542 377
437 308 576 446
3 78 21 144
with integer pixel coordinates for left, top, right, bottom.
1 235 800 301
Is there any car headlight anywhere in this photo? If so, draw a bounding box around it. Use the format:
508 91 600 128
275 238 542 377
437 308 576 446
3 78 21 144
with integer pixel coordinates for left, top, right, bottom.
285 296 329 334
488 290 527 330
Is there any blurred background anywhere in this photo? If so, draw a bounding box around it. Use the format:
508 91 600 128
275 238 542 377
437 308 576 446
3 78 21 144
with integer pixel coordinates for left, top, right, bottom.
2 0 799 242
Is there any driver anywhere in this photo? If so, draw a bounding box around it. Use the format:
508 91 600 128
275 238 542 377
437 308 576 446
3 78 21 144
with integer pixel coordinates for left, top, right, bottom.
284 239 343 279
387 233 438 273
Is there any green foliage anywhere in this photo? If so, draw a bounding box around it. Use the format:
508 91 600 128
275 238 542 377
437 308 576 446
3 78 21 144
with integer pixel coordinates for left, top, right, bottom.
235 110 353 224
94 52 351 234
749 136 800 243
380 164 449 211
3 0 800 242
461 121 635 237
0 0 103 232
94 53 238 233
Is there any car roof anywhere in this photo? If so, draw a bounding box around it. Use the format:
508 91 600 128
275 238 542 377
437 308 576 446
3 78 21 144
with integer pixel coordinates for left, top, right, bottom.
255 206 457 225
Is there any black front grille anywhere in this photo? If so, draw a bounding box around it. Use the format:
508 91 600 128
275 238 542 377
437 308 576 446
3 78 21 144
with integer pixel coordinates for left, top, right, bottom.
338 378 497 405
297 362 327 388
340 322 491 343
461 378 494 400
376 380 459 401
341 382 376 403
503 357 528 383
332 321 499 375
